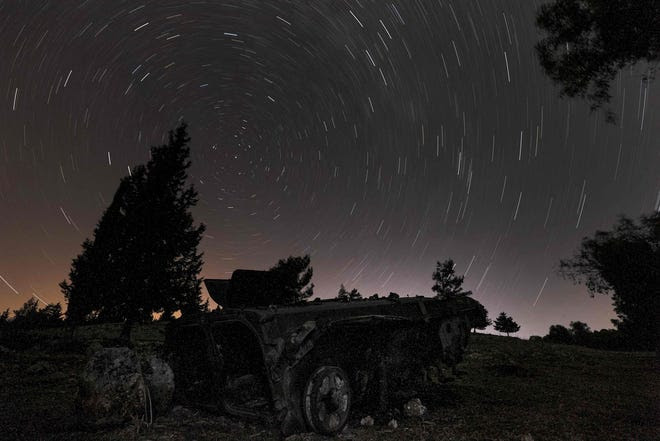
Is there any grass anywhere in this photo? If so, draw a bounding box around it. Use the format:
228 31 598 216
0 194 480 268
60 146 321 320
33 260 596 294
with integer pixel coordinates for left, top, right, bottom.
0 330 657 441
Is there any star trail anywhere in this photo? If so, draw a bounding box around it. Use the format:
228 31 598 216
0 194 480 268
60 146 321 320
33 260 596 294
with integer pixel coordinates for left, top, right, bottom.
1 0 658 337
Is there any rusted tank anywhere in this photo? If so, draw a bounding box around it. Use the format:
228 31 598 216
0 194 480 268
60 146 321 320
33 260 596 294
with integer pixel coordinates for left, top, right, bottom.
164 269 479 436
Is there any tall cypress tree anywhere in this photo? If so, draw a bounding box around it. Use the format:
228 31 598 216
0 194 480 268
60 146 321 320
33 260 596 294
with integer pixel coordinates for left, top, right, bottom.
61 122 206 339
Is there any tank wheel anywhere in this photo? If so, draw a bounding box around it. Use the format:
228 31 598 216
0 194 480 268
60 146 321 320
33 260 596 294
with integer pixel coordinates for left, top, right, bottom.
303 365 352 435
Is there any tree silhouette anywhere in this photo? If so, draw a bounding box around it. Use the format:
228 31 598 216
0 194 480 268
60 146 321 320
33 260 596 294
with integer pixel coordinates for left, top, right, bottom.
545 324 574 344
559 212 659 351
493 312 520 337
431 259 472 299
62 175 141 324
469 301 491 333
569 321 592 345
10 298 63 329
268 255 314 304
336 284 362 301
60 122 206 340
535 0 660 119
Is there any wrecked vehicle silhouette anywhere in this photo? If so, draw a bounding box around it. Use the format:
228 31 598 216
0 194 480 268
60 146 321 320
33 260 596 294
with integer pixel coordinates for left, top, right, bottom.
164 269 478 436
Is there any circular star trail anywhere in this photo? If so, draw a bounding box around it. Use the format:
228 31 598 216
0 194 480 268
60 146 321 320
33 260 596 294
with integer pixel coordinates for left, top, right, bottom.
1 0 658 336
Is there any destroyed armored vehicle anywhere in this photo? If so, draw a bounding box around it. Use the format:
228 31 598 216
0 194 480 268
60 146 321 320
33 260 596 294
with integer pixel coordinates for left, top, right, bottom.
164 269 479 436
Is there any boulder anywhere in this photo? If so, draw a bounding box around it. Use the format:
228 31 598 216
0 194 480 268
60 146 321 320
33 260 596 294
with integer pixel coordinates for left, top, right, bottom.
403 398 427 418
78 347 146 425
360 415 374 426
142 355 174 415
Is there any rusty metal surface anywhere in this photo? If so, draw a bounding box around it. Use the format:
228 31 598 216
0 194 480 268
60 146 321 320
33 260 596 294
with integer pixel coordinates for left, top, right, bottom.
165 269 479 436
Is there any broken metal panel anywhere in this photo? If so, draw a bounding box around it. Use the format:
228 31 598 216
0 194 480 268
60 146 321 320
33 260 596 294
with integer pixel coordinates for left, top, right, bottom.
167 271 478 436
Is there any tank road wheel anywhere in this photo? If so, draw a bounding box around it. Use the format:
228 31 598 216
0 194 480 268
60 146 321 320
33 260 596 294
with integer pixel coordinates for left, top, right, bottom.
303 365 352 435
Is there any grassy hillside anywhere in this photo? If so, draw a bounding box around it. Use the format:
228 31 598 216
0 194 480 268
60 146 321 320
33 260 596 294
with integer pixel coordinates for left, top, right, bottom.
0 330 657 440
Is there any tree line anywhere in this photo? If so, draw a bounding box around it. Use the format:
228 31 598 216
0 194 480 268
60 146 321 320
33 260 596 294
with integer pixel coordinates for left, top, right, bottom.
2 120 655 351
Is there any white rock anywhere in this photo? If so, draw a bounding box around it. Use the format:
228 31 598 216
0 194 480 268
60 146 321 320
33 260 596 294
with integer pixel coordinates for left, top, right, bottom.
403 398 427 418
387 418 398 429
360 415 374 426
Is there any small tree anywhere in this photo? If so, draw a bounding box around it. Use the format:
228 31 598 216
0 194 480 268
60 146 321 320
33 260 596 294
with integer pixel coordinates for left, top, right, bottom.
269 255 314 304
432 259 472 299
336 284 362 301
493 312 520 337
336 284 349 301
470 302 491 333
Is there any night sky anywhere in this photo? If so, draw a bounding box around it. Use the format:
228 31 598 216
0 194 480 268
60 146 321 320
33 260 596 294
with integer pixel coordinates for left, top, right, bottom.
1 0 658 337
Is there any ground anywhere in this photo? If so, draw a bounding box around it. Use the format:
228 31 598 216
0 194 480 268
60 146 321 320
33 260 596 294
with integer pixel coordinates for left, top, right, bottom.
0 326 658 441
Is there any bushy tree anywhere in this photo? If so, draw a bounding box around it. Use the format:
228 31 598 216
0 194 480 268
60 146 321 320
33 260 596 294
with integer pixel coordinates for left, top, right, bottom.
569 321 592 345
61 122 207 340
559 212 659 351
268 255 314 304
535 0 660 120
336 284 362 301
469 301 491 333
545 324 574 344
432 259 472 299
10 298 63 329
493 312 520 337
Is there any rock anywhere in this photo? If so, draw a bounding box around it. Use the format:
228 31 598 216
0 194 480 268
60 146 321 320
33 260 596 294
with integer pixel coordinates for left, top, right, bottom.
142 355 174 415
78 347 146 425
521 434 534 441
360 415 374 426
387 418 399 429
403 398 427 418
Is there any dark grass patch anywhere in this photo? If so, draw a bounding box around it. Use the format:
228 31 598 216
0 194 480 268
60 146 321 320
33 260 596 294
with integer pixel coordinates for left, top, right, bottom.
0 330 658 440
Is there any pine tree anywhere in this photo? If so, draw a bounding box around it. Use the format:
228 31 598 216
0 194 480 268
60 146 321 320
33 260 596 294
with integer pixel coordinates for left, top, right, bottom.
60 122 206 339
432 259 472 299
336 284 349 301
268 255 314 304
494 312 521 337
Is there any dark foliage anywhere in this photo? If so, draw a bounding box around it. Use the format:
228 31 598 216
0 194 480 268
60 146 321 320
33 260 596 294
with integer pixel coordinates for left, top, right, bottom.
0 308 9 328
493 312 520 336
535 0 660 120
469 301 491 333
268 255 314 304
543 321 636 351
335 284 362 301
2 298 63 330
569 321 592 345
559 212 659 351
432 259 472 299
60 122 207 339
